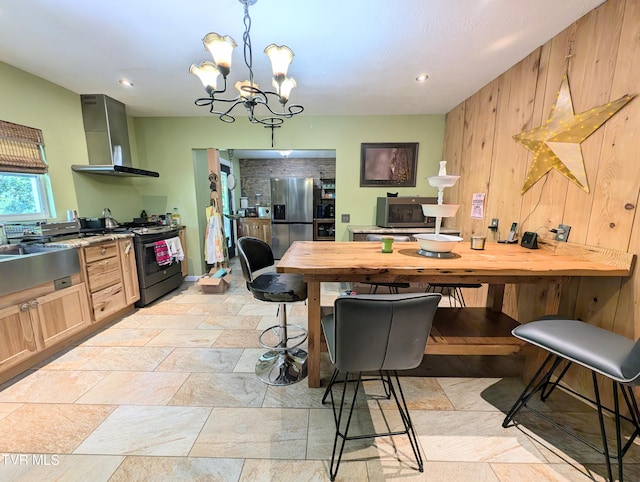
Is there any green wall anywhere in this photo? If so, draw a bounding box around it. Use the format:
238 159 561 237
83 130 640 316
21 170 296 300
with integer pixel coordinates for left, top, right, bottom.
1 61 446 276
133 114 445 273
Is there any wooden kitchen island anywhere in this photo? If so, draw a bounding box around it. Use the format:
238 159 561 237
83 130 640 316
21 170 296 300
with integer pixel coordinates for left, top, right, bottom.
277 240 634 388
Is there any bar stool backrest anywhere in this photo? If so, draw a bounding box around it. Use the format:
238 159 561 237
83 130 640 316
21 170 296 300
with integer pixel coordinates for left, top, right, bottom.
332 293 440 372
237 236 275 283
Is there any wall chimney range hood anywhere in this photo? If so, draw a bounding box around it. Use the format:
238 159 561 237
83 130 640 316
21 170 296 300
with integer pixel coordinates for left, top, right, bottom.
71 94 159 178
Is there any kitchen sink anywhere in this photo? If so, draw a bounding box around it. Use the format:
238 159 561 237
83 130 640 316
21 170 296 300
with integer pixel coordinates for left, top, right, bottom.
0 244 80 296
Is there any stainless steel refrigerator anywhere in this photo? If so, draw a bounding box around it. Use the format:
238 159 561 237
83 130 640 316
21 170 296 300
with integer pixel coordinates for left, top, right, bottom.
271 177 314 258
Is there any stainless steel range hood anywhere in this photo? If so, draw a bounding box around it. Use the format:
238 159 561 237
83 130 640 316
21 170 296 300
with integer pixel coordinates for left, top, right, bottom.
71 94 159 178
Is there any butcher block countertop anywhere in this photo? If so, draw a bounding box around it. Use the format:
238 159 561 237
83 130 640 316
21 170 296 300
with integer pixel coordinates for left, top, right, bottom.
277 240 634 282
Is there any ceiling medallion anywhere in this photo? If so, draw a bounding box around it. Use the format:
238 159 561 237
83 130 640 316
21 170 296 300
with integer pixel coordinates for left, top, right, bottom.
514 74 635 194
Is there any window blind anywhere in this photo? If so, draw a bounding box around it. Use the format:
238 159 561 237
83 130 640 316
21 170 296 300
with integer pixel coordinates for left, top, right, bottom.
0 120 48 174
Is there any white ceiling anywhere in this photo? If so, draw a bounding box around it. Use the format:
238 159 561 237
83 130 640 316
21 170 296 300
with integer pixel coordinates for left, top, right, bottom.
0 0 604 118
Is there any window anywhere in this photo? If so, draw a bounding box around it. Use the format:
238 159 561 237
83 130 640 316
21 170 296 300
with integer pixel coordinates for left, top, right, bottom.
0 120 54 221
0 172 53 221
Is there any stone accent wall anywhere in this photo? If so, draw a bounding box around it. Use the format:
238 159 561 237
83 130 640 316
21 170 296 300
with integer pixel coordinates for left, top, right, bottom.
238 157 336 207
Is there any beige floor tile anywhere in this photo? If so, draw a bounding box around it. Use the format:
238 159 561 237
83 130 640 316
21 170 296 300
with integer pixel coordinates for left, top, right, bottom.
188 303 244 316
365 376 454 411
410 410 547 463
0 402 22 420
515 411 640 465
76 371 189 405
155 347 243 372
146 328 223 347
36 346 106 370
172 293 226 304
490 462 592 481
368 460 500 482
111 313 153 329
138 302 196 315
74 346 174 371
79 328 163 346
213 329 263 348
0 454 124 481
0 403 115 453
169 372 267 407
262 380 332 409
233 348 269 373
224 293 255 304
238 304 281 317
110 455 244 481
306 408 383 461
75 405 211 456
198 314 262 329
190 407 308 459
0 370 107 403
134 313 208 329
439 377 593 413
256 314 308 331
240 458 368 481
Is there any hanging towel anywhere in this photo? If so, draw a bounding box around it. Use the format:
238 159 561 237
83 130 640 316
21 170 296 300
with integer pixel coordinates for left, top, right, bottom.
164 236 184 262
154 240 171 266
205 205 225 264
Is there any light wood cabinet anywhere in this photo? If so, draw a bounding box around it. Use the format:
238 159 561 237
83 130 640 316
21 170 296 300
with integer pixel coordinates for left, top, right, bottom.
238 218 271 245
31 283 91 349
0 303 39 371
81 240 127 322
0 282 91 372
118 238 140 304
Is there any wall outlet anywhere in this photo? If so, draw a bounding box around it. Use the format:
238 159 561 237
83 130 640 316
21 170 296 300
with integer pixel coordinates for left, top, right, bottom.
489 218 499 231
341 214 350 223
555 224 571 242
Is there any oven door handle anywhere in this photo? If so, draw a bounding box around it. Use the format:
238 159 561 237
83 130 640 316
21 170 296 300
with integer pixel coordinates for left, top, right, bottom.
143 242 162 248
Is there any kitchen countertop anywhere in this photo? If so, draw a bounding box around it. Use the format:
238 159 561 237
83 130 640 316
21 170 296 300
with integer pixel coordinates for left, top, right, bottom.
45 233 134 248
348 225 459 234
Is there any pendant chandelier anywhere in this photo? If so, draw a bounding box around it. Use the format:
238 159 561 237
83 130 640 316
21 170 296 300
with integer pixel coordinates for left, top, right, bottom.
189 0 304 127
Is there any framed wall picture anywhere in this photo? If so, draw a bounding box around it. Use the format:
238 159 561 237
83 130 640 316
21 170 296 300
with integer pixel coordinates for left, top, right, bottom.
360 142 419 187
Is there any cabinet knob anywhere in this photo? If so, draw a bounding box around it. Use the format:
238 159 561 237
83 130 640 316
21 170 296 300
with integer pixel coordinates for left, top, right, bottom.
30 300 39 308
20 303 29 311
125 241 132 254
101 247 107 255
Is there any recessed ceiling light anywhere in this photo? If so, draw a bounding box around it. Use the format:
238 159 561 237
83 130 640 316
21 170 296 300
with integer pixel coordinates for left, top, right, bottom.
119 79 134 87
415 74 429 82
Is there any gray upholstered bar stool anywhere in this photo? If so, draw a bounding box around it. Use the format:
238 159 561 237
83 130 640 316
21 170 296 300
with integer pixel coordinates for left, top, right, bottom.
321 292 441 481
364 234 411 294
503 317 640 482
237 236 308 386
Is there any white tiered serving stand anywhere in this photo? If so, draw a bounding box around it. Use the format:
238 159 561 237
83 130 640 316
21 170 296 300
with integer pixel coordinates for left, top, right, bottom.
415 161 463 258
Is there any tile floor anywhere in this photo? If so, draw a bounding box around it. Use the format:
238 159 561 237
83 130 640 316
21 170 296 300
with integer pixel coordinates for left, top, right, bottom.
0 258 639 481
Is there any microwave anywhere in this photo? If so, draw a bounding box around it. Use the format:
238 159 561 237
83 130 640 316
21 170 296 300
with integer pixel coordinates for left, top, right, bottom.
376 196 437 228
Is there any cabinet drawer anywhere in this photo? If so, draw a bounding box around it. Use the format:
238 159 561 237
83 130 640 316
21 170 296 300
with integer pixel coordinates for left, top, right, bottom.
84 242 118 263
86 257 122 292
91 283 126 322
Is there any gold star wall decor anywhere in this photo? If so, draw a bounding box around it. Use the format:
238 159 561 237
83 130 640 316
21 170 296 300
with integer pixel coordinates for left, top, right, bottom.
514 74 635 194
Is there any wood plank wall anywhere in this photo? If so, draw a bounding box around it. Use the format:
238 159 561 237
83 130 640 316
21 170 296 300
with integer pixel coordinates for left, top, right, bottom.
443 0 640 400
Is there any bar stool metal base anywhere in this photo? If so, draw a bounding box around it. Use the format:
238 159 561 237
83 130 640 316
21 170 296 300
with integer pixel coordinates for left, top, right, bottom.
255 348 308 386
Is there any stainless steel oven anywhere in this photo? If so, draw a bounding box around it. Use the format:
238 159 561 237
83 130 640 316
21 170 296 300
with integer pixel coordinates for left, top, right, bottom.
132 227 183 306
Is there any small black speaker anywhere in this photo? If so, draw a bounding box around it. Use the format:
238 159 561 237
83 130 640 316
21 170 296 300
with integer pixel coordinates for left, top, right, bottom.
521 231 538 249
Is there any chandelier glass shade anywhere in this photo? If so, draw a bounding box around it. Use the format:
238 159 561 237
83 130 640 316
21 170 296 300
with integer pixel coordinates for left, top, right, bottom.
189 0 304 126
